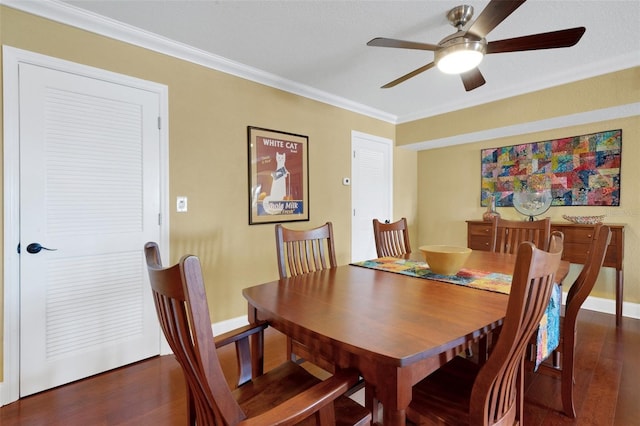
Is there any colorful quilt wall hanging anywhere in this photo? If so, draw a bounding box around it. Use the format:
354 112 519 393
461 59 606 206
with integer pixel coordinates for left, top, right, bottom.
481 129 621 207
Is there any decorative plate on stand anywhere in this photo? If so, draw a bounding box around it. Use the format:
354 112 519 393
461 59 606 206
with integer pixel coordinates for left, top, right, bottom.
513 190 552 221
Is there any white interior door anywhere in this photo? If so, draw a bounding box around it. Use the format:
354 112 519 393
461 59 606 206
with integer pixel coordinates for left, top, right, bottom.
351 132 392 262
18 62 162 396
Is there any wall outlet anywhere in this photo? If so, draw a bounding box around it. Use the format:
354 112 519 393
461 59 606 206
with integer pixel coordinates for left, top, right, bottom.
342 177 351 186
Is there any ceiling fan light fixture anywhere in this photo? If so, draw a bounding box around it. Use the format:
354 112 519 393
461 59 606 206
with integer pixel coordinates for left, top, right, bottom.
435 40 485 74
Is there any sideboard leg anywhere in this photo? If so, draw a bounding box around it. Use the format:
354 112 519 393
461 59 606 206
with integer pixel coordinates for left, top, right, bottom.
616 269 623 327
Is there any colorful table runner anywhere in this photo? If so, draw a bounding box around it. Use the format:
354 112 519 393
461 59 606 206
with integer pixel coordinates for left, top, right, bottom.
351 257 559 369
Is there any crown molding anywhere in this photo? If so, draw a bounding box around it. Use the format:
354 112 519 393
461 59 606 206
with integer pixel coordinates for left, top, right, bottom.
403 102 640 151
1 0 398 123
3 0 636 128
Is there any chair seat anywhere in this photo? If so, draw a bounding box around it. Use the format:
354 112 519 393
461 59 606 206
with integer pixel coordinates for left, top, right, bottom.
233 361 370 426
407 356 478 425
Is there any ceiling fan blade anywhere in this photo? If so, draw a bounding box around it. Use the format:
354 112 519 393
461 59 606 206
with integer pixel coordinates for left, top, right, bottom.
367 37 439 51
381 62 436 88
486 27 586 54
460 68 486 92
467 0 527 38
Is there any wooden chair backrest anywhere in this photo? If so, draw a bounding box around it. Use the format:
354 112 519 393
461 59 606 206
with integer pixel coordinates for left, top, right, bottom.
470 241 562 425
565 224 611 329
372 218 412 258
275 222 337 278
144 242 246 425
494 217 551 254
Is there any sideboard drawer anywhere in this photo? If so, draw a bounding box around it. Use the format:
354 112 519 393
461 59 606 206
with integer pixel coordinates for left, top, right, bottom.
559 226 598 244
469 236 493 251
562 243 589 264
467 221 494 251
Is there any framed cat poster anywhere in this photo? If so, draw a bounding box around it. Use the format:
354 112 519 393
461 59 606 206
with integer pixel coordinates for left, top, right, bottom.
247 126 309 224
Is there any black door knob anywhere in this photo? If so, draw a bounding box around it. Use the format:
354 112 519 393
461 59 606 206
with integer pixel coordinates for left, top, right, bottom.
26 243 57 254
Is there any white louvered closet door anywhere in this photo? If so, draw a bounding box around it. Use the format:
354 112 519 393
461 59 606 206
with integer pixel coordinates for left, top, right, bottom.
18 63 161 396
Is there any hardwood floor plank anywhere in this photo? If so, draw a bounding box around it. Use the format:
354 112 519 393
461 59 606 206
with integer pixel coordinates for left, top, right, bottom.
1 310 638 425
613 315 640 425
580 356 622 425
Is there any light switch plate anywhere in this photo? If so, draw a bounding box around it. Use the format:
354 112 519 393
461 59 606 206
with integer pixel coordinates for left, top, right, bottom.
176 196 188 212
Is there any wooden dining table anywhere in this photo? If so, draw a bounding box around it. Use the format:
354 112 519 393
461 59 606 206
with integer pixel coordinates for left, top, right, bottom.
243 250 570 426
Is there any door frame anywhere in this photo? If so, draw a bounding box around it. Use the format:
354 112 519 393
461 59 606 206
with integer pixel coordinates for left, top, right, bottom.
2 46 170 405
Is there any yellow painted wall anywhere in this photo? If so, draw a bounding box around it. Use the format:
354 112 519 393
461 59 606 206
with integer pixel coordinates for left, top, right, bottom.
1 5 636 389
402 69 639 306
0 7 417 382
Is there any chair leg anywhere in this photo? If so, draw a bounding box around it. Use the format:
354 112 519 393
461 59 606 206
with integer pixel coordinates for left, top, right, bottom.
477 335 489 365
186 384 196 426
560 336 577 418
517 358 524 424
286 336 293 360
552 349 561 368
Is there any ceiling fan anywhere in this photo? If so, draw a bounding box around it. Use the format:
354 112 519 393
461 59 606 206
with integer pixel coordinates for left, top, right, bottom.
367 0 585 91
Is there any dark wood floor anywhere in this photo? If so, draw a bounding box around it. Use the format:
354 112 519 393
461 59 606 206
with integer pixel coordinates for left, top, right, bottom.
2 309 638 425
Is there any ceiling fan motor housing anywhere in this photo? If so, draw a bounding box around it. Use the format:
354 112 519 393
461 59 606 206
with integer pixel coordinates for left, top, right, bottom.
435 32 487 74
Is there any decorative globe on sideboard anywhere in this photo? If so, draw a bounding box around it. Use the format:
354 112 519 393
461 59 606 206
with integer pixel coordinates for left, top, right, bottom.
513 189 552 221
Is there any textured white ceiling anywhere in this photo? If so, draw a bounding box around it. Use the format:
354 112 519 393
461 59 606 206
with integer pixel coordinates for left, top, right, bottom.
17 0 640 122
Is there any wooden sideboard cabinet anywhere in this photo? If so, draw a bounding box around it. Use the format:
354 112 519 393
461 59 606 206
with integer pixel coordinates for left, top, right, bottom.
467 220 625 326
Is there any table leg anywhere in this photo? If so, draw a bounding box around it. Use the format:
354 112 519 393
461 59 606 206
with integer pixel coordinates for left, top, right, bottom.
616 268 623 327
382 408 405 426
247 303 264 377
374 367 412 426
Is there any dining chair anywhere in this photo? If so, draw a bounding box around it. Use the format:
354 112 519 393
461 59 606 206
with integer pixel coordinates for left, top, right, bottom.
275 222 338 368
144 242 371 426
493 216 551 254
406 240 563 426
275 222 337 278
478 228 565 366
372 218 412 258
529 224 611 418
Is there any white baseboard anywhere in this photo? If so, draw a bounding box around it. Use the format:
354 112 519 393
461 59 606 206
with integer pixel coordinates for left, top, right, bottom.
212 316 250 335
561 294 640 320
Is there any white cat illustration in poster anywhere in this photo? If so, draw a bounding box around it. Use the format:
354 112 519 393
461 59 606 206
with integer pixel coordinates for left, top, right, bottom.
263 152 289 214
